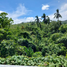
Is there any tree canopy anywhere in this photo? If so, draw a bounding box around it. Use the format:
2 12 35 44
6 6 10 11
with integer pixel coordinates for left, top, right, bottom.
0 12 13 28
54 9 62 20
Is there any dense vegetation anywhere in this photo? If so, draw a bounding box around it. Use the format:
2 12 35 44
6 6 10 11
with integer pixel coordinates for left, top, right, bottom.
0 9 67 67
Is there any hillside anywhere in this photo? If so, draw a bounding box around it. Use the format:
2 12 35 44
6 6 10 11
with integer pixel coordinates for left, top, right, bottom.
61 20 67 24
0 12 67 66
0 20 67 66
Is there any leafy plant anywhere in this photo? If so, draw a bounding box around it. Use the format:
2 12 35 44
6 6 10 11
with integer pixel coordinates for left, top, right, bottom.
32 51 42 57
0 40 16 57
59 24 67 33
0 12 13 28
25 47 34 57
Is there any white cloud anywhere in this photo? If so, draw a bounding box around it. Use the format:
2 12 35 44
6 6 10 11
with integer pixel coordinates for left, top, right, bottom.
26 17 35 22
14 17 35 24
42 4 49 10
49 14 55 21
0 11 4 13
7 4 35 24
8 4 29 19
60 3 67 20
49 3 67 21
0 4 35 24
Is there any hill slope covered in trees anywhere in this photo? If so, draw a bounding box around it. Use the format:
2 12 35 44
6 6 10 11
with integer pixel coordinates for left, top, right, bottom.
0 11 67 66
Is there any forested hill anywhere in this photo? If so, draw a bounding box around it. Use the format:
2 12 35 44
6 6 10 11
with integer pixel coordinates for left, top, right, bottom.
61 20 67 24
0 12 67 66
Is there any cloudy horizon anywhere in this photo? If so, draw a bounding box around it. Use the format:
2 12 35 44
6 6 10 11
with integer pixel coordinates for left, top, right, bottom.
0 0 67 24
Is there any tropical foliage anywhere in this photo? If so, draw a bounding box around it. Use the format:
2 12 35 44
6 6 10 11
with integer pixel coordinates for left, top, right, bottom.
0 9 67 66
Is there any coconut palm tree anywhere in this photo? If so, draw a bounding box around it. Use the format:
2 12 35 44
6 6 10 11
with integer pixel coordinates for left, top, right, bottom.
54 9 62 21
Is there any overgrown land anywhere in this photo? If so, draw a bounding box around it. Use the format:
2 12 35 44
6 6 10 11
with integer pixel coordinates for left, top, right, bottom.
0 9 67 67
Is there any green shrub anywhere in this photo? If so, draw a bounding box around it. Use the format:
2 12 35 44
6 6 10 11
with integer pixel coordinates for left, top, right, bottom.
30 31 36 35
38 43 46 51
0 28 12 40
6 35 15 40
16 46 26 55
7 31 12 35
32 51 42 57
25 47 34 57
0 33 3 40
0 55 67 66
56 36 67 48
50 33 63 41
0 29 4 33
25 25 37 31
49 21 61 32
59 24 67 33
17 39 36 52
18 32 30 39
42 43 66 56
36 30 41 40
18 39 29 47
0 40 16 57
42 46 47 56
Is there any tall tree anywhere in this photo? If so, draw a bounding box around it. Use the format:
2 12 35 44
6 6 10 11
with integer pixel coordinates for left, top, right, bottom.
54 9 62 20
42 13 47 24
0 12 13 28
35 16 39 27
46 16 50 24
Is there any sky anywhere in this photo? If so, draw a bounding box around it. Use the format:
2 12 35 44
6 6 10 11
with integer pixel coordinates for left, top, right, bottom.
0 0 67 24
